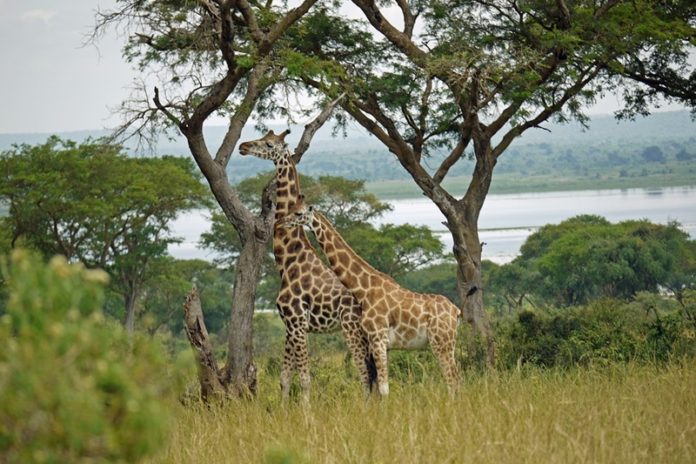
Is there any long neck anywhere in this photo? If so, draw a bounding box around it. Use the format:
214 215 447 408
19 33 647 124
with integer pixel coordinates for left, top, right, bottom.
272 152 307 266
311 212 384 295
274 152 300 221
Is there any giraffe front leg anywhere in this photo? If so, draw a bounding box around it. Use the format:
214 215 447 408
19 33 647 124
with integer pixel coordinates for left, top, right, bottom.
296 333 311 405
282 325 310 404
280 331 295 402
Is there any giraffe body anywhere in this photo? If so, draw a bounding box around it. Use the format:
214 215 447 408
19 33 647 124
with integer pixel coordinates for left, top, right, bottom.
281 202 461 396
239 131 375 401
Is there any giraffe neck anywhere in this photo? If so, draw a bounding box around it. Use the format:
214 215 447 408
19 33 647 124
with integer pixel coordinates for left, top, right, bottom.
311 212 384 294
272 151 308 268
273 151 300 221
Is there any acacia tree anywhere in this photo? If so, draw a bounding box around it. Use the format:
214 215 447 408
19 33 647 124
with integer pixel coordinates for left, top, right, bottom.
0 137 209 333
94 0 345 397
296 0 696 361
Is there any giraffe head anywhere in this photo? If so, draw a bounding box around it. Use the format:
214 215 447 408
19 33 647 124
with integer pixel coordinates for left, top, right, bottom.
280 197 314 229
238 129 291 162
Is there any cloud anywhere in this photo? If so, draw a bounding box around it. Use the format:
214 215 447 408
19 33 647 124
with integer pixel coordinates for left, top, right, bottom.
20 9 57 24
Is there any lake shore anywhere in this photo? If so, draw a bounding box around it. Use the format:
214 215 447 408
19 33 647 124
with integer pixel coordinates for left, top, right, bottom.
169 185 696 265
366 175 696 200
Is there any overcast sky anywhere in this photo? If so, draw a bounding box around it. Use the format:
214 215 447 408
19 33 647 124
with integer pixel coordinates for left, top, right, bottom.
0 1 688 135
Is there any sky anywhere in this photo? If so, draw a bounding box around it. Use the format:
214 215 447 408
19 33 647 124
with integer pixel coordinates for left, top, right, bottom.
0 1 689 135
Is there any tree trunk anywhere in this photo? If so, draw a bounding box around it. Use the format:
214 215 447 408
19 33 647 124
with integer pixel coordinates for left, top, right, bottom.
449 212 497 366
182 235 266 401
123 285 138 335
221 235 265 397
183 286 226 402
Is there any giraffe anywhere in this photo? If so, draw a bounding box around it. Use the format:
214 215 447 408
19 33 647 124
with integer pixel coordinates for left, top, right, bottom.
280 199 462 396
238 130 376 402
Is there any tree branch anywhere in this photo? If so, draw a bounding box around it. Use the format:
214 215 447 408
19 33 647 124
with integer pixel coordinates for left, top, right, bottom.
153 87 183 127
292 92 346 164
396 0 416 39
233 0 264 44
493 65 603 159
433 135 467 184
215 63 270 167
183 286 227 402
351 0 429 67
265 0 319 49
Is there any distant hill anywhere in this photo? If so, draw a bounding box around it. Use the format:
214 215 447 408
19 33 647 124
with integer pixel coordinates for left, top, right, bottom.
2 110 694 184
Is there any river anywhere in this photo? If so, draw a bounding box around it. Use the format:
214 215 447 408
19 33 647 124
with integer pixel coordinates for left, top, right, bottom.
169 186 696 264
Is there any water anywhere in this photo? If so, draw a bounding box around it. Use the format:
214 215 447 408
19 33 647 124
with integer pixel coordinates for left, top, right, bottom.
170 186 696 264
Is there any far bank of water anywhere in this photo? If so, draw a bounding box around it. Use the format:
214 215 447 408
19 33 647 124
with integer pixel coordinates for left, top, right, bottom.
170 186 696 264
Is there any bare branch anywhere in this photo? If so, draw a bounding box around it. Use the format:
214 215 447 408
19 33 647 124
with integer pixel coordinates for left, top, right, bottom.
292 92 346 163
433 135 467 184
340 94 458 216
183 286 227 402
396 0 416 38
234 0 265 43
485 54 562 137
594 0 621 19
198 0 221 21
219 2 237 69
351 0 429 68
492 65 603 158
215 63 270 166
265 0 319 48
153 87 184 128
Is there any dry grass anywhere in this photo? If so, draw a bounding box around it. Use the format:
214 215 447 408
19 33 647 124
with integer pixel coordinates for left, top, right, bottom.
150 360 696 464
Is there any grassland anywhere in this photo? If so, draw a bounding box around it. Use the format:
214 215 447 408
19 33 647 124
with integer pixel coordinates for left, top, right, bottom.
150 359 696 464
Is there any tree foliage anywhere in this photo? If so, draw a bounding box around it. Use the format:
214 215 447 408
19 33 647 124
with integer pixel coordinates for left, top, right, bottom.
497 295 696 368
281 0 696 360
506 215 696 306
0 137 210 330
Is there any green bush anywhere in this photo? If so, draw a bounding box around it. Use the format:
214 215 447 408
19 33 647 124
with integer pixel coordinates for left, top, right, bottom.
0 251 180 463
497 297 696 368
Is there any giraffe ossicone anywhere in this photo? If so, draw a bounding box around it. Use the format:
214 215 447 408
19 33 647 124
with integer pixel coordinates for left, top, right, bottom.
281 198 462 396
238 131 376 402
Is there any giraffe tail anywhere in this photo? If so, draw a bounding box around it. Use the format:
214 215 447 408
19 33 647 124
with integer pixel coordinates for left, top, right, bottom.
365 352 378 392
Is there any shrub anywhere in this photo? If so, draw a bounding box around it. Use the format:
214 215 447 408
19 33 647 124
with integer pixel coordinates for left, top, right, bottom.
497 297 696 368
0 251 180 463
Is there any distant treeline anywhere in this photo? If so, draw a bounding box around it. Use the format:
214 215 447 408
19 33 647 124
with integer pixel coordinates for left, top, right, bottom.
1 111 695 191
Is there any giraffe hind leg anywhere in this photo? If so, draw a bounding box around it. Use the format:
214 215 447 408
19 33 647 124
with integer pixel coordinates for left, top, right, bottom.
366 350 378 392
341 311 378 395
367 329 390 397
429 333 459 392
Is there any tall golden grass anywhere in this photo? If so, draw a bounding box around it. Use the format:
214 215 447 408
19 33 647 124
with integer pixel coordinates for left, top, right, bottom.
149 359 696 464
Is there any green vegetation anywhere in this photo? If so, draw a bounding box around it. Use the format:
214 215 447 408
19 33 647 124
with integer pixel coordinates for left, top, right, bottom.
1 139 695 462
0 137 210 332
150 361 696 463
486 215 696 310
0 251 181 462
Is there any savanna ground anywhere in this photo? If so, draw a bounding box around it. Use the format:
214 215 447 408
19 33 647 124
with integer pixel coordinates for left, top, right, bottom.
153 356 696 464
